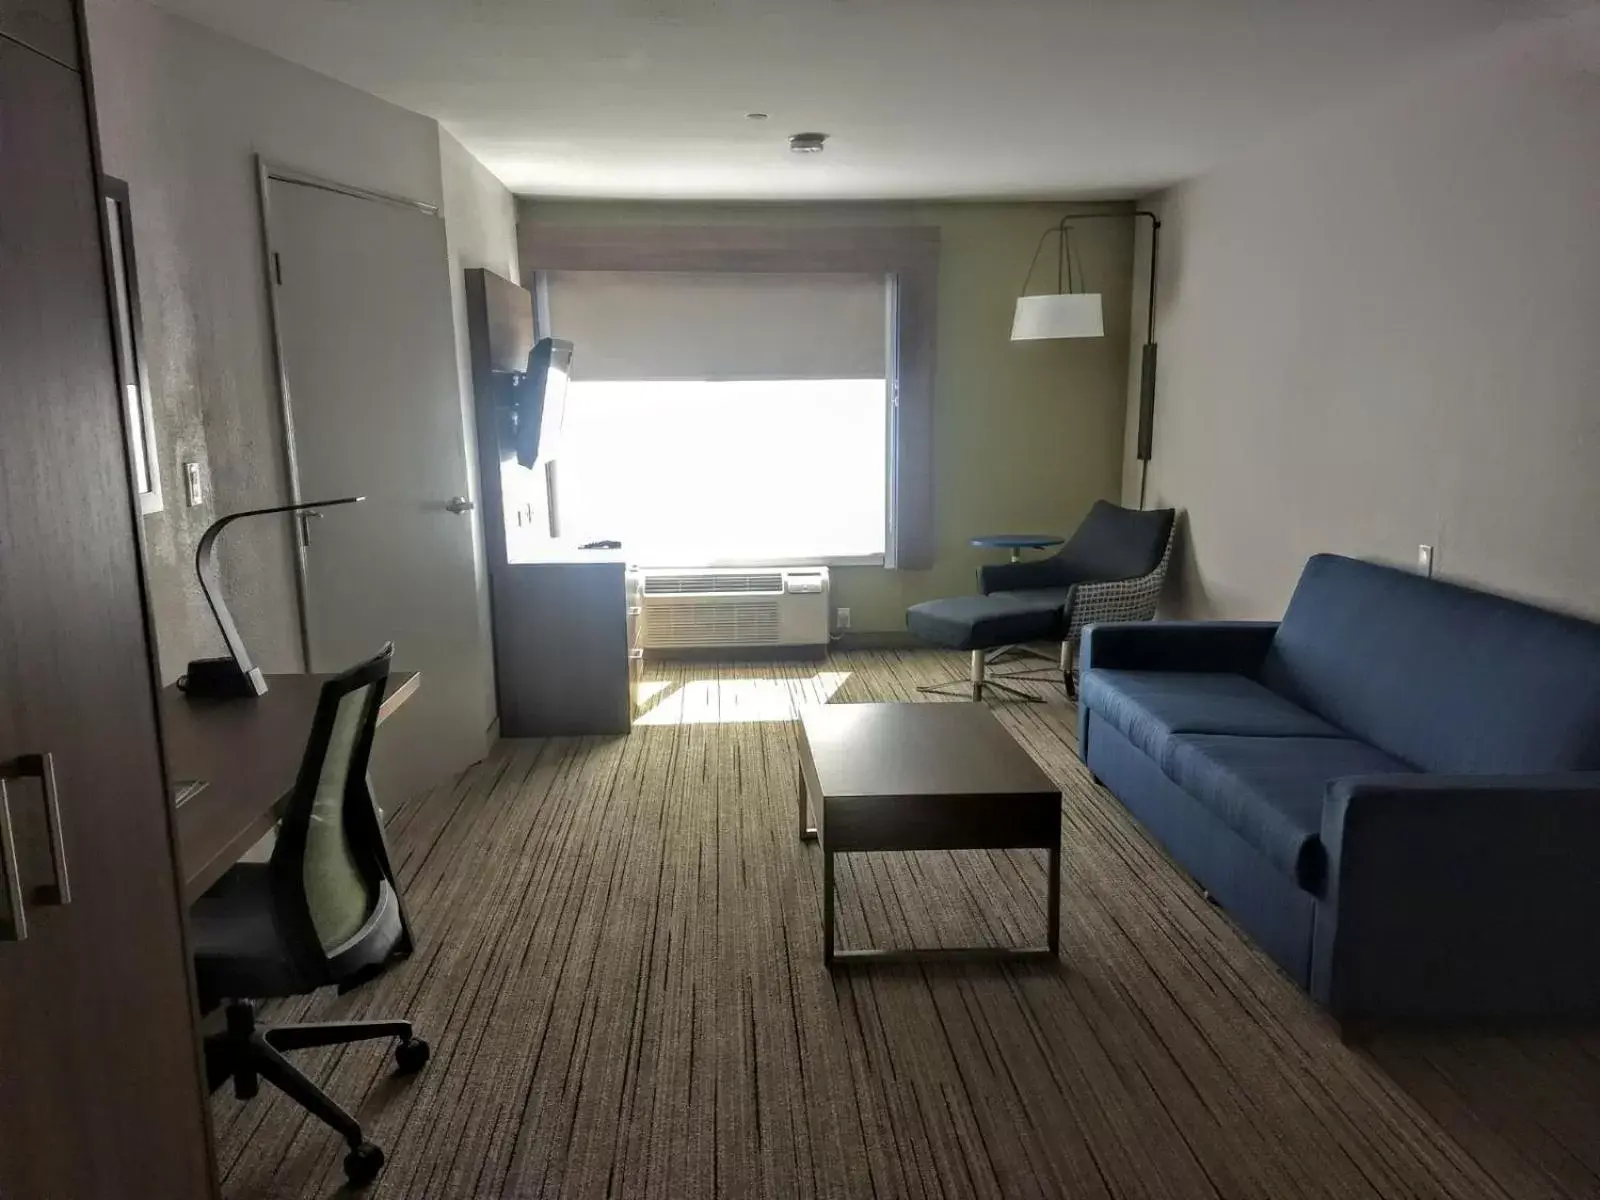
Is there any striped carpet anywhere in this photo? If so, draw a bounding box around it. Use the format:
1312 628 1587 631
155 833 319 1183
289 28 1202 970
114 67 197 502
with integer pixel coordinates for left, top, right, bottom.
214 650 1600 1199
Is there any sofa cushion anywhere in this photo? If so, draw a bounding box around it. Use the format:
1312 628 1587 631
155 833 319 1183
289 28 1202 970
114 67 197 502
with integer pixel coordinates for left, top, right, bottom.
1163 734 1417 891
906 593 1064 650
1260 554 1600 774
1080 669 1345 765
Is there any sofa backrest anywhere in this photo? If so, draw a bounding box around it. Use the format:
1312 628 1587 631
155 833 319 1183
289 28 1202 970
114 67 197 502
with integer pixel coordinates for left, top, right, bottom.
1258 554 1600 774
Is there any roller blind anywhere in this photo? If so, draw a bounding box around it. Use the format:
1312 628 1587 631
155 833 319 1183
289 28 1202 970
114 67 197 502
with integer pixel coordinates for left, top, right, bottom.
544 270 888 382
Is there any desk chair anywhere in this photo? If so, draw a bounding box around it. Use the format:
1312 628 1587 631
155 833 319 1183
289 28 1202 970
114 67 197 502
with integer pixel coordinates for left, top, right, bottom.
191 644 428 1188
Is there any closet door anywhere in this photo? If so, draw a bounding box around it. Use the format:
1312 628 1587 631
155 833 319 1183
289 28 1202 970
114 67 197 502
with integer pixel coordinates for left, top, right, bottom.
0 28 215 1200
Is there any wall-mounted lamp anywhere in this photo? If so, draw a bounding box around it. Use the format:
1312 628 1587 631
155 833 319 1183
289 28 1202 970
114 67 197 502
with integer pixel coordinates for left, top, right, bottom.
1013 210 1162 505
1012 224 1104 340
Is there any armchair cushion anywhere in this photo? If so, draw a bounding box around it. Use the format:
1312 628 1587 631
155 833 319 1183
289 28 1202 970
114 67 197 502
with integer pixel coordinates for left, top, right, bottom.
988 586 1073 610
980 558 1086 594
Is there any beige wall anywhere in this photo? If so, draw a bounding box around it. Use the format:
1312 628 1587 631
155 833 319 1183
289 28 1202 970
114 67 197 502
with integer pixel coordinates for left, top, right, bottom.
86 0 515 686
520 200 1135 632
1128 12 1600 623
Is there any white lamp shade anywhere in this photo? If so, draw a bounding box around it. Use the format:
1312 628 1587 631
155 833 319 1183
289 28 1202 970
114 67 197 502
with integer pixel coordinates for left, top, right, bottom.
1011 292 1105 340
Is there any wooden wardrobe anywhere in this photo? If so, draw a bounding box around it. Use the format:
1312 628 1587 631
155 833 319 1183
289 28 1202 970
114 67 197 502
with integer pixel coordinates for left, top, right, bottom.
0 2 215 1196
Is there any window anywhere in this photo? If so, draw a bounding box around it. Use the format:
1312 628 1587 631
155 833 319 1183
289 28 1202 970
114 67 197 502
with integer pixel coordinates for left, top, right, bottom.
521 225 939 569
557 378 886 564
546 270 890 565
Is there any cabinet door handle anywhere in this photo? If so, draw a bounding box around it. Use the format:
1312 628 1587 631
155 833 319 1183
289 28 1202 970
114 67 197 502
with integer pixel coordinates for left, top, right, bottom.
0 789 25 942
1 754 71 907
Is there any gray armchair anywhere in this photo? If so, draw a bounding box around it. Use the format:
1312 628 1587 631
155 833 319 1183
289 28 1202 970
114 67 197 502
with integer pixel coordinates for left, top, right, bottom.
984 500 1177 695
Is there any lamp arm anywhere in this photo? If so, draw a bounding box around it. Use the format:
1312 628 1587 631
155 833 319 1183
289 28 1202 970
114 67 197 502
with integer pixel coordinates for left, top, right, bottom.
1041 210 1163 490
1049 210 1161 339
194 496 364 678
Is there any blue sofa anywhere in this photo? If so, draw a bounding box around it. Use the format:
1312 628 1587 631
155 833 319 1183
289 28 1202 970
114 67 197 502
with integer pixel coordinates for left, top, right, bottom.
1078 554 1600 1021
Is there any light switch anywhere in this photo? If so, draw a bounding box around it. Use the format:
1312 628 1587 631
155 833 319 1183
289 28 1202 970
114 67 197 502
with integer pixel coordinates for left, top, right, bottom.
184 461 203 507
1418 544 1433 577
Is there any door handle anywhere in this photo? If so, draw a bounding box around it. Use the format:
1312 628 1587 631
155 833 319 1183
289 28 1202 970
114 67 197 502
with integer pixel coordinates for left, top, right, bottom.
0 788 25 942
298 508 322 549
1 753 71 908
445 496 475 515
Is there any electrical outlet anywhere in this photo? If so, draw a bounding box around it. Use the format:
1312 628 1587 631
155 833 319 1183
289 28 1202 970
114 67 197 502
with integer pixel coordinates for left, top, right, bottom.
1418 544 1434 577
835 607 852 631
184 461 204 507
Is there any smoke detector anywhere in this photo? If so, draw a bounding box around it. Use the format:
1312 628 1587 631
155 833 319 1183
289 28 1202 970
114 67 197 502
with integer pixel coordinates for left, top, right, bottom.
789 132 829 154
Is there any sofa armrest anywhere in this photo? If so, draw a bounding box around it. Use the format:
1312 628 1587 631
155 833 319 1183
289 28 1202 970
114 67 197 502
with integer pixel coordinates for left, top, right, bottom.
1080 621 1279 674
1314 773 1600 1021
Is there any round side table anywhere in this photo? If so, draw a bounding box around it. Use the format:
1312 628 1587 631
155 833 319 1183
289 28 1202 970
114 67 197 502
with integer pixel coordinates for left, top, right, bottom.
970 533 1066 564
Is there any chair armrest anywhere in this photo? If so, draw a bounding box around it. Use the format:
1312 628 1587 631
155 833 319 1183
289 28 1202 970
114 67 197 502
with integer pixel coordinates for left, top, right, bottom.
978 558 1078 594
1080 621 1279 674
1314 773 1600 1020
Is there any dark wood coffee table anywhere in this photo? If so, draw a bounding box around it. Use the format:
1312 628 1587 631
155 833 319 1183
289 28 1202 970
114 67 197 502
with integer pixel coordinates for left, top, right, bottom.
797 702 1062 966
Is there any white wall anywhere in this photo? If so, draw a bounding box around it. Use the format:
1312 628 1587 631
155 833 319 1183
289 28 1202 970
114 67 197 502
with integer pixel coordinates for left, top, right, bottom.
439 127 520 733
1130 12 1600 622
87 0 447 679
86 0 516 723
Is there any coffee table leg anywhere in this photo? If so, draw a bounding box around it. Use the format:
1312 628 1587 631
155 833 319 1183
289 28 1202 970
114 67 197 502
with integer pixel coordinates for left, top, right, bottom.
798 761 817 841
823 849 836 966
1046 844 1061 958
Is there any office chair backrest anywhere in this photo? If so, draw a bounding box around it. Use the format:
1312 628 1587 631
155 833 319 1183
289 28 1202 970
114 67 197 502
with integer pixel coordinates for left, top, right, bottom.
270 644 398 985
1058 501 1176 581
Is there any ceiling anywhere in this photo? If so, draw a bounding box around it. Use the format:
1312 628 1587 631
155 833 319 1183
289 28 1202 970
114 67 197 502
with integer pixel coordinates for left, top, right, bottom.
152 0 1538 199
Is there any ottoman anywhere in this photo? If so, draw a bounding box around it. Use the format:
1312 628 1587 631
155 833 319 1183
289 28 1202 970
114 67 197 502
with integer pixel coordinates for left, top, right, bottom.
906 593 1064 701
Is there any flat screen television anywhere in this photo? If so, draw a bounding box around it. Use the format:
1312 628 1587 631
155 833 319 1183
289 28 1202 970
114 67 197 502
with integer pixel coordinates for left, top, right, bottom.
499 337 573 467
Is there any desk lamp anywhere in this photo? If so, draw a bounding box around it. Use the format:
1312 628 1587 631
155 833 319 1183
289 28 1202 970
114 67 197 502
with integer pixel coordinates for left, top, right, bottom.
181 496 363 698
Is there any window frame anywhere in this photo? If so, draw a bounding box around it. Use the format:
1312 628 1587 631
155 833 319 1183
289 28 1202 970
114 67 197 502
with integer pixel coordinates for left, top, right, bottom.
520 224 939 570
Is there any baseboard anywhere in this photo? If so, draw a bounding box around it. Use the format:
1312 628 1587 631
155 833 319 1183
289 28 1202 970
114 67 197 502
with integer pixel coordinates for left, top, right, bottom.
639 631 937 660
830 630 923 651
644 644 829 663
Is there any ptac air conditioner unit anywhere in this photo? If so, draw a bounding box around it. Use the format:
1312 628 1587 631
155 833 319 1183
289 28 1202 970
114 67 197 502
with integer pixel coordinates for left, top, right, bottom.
639 568 830 650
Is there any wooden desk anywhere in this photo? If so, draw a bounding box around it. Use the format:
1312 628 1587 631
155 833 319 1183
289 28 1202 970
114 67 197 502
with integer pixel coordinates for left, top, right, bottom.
162 672 420 903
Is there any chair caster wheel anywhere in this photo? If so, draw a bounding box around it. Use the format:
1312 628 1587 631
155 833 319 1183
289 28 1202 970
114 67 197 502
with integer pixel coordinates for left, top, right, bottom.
344 1141 385 1187
395 1035 430 1074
